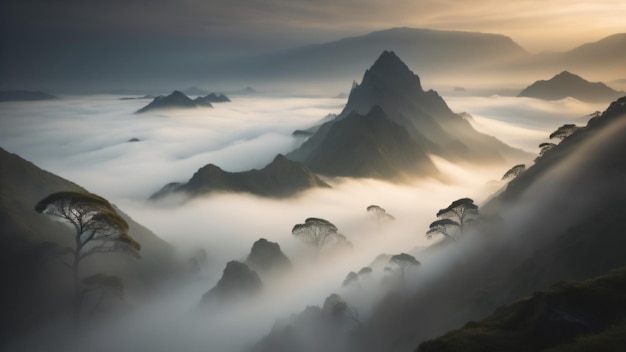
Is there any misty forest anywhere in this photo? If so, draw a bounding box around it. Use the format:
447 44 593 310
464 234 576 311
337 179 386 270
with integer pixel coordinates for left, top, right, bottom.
2 2 626 352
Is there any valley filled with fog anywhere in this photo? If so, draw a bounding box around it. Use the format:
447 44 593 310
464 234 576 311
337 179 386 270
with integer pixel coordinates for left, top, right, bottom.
0 91 608 351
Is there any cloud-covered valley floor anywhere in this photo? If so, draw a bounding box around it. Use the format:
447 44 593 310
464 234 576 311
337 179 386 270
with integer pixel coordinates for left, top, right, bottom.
0 93 607 351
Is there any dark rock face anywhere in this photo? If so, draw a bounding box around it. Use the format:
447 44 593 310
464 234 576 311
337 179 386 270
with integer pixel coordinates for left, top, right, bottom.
136 90 205 113
246 238 292 274
150 154 330 199
288 51 527 179
303 106 436 179
0 90 56 102
201 261 262 303
518 71 624 102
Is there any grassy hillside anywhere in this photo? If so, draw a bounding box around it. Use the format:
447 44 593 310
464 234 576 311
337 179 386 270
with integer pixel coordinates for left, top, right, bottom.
417 267 626 352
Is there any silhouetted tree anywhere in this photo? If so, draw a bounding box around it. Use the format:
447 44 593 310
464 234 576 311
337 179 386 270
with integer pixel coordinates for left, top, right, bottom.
435 198 478 237
367 205 396 222
538 142 557 157
35 191 140 322
426 219 459 242
388 253 420 288
549 124 580 140
292 217 349 255
322 293 362 328
502 164 526 181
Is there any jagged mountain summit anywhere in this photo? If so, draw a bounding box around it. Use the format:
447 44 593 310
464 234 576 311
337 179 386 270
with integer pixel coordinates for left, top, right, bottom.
518 71 624 102
288 51 527 179
136 90 210 113
151 154 330 200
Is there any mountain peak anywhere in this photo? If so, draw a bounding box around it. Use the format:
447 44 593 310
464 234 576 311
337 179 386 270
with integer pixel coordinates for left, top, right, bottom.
372 50 405 68
366 51 422 91
553 71 583 81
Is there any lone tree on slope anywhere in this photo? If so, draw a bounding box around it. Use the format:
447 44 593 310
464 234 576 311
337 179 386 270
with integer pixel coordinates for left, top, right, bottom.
366 205 396 223
35 191 140 322
292 217 350 256
426 219 459 242
388 253 421 289
502 164 526 181
538 142 557 157
427 198 479 240
549 124 580 140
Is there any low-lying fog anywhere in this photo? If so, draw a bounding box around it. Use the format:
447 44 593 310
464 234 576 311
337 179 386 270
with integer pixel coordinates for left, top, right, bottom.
0 92 606 351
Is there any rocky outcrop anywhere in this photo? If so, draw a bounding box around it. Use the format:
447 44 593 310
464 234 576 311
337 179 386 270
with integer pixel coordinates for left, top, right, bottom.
201 261 262 303
246 238 292 274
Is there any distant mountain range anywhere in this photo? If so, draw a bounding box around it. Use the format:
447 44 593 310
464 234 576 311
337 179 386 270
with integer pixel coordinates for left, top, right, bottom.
0 90 56 102
207 28 626 87
288 51 528 179
136 90 231 113
151 154 330 199
213 27 530 83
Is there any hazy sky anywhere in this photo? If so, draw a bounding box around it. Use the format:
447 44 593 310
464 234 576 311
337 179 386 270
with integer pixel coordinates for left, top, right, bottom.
1 0 624 90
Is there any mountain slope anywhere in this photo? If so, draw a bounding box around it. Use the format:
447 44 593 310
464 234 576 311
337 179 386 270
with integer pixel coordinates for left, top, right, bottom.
518 71 624 102
151 154 330 199
288 51 527 178
418 267 626 352
302 106 437 179
0 147 175 340
350 96 626 352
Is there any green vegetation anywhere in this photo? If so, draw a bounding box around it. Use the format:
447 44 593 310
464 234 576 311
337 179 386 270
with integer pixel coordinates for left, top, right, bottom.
417 267 626 352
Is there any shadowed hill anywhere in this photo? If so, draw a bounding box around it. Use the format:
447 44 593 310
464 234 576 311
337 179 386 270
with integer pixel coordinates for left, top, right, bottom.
417 267 626 352
151 154 330 199
0 147 175 340
518 71 624 102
